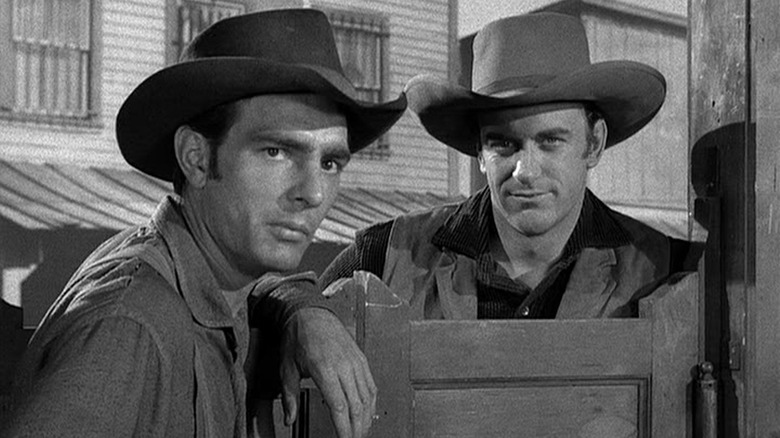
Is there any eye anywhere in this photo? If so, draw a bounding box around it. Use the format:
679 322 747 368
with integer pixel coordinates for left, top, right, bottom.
484 138 518 155
321 158 346 174
538 135 565 149
265 147 281 157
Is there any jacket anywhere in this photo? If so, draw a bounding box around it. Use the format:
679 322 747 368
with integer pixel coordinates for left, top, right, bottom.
2 196 321 437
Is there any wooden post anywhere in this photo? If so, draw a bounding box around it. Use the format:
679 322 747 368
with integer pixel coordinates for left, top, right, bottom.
354 272 412 438
748 0 780 435
689 0 748 435
690 0 780 435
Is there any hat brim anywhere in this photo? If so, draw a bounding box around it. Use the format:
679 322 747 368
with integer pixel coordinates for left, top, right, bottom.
405 60 665 156
117 58 407 181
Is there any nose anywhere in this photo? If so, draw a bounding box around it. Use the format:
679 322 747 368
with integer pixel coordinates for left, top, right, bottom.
290 162 325 209
511 147 542 182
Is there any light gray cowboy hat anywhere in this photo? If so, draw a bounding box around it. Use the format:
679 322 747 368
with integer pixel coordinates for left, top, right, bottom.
117 9 407 181
405 12 666 157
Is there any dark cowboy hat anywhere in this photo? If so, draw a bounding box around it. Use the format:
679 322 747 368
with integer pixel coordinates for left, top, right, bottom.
116 9 407 181
405 12 666 157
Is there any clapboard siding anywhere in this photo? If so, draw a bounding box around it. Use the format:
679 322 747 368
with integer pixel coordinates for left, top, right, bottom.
97 0 166 159
582 11 687 210
311 0 453 194
0 0 455 194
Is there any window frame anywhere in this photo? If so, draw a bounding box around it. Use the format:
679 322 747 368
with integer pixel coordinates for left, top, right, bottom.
165 0 250 66
0 0 101 127
320 6 392 160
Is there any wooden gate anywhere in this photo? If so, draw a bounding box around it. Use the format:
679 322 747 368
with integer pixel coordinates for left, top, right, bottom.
275 269 701 437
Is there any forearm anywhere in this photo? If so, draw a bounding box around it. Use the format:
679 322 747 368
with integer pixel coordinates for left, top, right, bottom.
248 272 334 332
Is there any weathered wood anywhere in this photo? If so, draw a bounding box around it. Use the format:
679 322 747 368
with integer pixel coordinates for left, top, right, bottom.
639 272 699 438
749 0 780 435
356 271 413 438
318 270 698 438
689 0 749 436
411 319 652 380
413 383 645 438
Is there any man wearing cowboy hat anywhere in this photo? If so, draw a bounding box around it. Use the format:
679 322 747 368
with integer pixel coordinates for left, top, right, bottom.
2 9 405 438
322 12 693 320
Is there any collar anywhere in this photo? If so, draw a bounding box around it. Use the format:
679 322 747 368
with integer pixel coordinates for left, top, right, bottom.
431 187 631 259
150 195 254 329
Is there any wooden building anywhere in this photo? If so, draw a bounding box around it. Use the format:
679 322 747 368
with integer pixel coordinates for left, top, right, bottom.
0 0 459 413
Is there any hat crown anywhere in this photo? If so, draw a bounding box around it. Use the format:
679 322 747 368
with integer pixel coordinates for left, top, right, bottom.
473 13 591 96
182 9 345 75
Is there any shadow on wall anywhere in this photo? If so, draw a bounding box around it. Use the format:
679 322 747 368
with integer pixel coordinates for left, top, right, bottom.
690 121 753 438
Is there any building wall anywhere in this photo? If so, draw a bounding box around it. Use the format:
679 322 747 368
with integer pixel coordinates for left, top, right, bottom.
0 0 163 169
582 10 688 213
0 0 456 195
307 0 454 194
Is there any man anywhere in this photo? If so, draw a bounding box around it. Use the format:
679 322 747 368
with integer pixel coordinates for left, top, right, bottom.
2 9 405 438
321 12 693 319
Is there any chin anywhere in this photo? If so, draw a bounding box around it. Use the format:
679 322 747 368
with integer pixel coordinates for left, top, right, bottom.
261 247 307 272
507 215 556 236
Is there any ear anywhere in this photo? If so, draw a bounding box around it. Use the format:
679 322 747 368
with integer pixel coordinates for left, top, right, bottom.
477 151 487 174
173 126 211 190
585 118 607 169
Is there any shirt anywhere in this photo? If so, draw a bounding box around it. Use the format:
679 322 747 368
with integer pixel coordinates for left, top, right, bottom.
321 187 633 318
2 196 327 437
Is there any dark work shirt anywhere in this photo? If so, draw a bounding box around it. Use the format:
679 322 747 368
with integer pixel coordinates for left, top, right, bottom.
320 187 632 319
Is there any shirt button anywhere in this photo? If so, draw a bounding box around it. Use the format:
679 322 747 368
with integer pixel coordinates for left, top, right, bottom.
519 306 530 317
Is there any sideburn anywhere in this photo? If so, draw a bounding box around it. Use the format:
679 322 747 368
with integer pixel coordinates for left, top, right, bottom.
207 141 222 181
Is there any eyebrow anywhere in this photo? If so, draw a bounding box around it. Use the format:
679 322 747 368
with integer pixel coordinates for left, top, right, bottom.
483 127 573 141
535 127 572 137
251 131 351 161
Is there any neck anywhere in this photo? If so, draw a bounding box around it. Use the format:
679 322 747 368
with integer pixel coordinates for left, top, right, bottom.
490 197 583 279
180 195 253 291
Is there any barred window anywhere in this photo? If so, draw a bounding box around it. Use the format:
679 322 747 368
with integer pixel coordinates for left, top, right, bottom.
327 10 391 159
168 0 246 64
1 0 94 122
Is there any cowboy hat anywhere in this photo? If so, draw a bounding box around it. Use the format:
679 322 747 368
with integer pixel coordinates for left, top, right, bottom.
116 8 407 181
405 12 666 157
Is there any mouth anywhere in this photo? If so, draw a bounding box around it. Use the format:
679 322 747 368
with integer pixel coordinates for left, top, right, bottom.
268 221 313 242
508 191 548 199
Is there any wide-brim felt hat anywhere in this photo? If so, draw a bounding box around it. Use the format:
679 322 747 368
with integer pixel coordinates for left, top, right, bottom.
405 12 666 157
117 9 407 181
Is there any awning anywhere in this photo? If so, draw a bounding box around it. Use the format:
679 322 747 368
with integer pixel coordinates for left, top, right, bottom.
0 161 462 244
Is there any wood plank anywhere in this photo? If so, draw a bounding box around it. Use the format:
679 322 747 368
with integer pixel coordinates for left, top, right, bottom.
410 319 652 380
640 272 699 437
414 383 646 438
750 0 780 435
689 0 749 436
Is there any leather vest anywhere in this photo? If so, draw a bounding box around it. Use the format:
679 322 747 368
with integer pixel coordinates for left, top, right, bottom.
381 205 674 319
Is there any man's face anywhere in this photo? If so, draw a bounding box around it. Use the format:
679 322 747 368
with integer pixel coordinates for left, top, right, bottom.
200 94 349 276
478 103 604 237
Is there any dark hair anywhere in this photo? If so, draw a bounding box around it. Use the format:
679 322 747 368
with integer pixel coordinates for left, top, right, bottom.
172 100 241 194
583 102 605 155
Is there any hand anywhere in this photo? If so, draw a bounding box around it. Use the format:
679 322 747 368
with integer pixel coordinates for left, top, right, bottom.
280 307 376 438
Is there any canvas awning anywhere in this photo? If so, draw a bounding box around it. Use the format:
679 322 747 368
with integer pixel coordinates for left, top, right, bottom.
0 161 462 244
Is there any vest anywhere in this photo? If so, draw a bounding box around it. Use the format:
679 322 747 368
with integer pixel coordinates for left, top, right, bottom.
382 205 674 319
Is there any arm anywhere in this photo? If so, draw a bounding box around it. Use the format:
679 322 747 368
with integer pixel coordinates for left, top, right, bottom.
3 317 164 438
248 273 375 438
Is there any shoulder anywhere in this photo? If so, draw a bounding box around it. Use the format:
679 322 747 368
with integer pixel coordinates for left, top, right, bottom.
355 201 462 250
603 206 700 274
609 207 672 248
49 242 193 360
366 202 462 238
